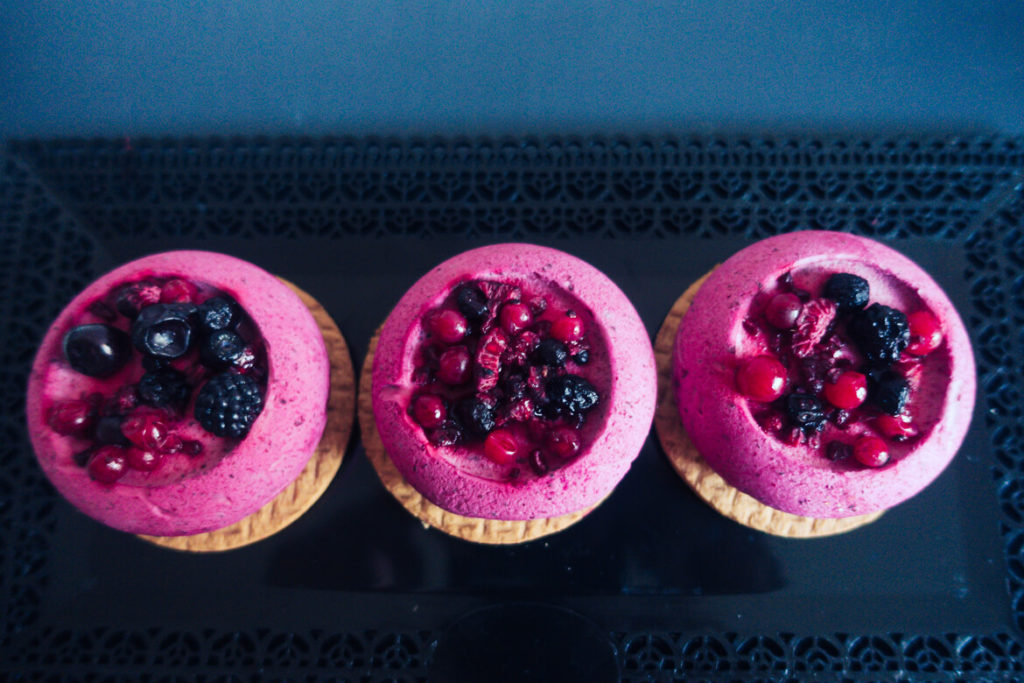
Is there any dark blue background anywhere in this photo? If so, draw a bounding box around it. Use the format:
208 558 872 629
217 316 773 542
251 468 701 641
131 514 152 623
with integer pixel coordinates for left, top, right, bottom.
2 1 1022 138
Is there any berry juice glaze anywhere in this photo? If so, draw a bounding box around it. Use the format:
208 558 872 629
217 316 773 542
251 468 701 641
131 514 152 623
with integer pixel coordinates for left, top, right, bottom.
673 231 976 518
372 244 656 521
26 251 330 536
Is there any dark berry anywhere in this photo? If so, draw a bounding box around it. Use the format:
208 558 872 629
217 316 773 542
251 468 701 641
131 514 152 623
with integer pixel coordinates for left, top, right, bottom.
427 424 463 447
848 304 909 366
822 273 870 313
200 330 246 368
137 368 190 410
529 449 549 475
195 372 264 438
87 445 128 483
73 445 98 468
454 283 489 322
825 440 853 461
866 369 909 416
141 355 169 372
785 394 826 433
94 416 130 445
131 303 198 359
197 296 239 332
63 324 132 378
572 349 590 365
535 338 569 367
457 397 496 437
546 375 599 416
737 355 788 402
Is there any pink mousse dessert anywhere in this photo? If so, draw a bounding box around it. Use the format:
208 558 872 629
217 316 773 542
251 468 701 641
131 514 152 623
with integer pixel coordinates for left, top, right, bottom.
372 243 656 520
673 231 975 518
26 251 330 536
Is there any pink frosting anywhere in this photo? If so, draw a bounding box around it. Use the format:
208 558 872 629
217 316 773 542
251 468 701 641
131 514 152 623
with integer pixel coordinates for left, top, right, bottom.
26 251 330 536
673 231 976 518
372 243 656 520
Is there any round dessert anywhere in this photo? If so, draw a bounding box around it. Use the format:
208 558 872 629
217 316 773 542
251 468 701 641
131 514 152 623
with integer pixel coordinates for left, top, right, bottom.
370 243 656 522
26 251 331 536
671 231 975 519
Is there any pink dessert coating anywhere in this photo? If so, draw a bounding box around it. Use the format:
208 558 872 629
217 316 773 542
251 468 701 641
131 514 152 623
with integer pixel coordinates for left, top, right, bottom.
372 243 656 520
672 231 976 518
26 251 330 536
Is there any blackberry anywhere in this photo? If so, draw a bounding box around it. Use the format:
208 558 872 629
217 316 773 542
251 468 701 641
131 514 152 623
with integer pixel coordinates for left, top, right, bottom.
194 372 264 438
866 369 909 415
546 375 600 416
196 296 239 332
131 303 198 359
848 303 909 366
535 338 569 367
786 394 826 433
63 324 132 378
201 330 246 368
454 283 489 322
456 397 496 437
572 349 590 365
822 273 870 313
138 368 190 410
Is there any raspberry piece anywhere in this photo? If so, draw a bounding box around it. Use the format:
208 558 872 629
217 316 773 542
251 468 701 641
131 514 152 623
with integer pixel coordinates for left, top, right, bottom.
475 328 508 392
791 298 836 358
194 372 264 438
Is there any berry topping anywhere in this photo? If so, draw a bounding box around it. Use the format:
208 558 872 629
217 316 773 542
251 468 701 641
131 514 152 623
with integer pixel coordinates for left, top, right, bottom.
785 394 826 434
873 413 919 442
194 372 264 438
736 355 788 402
160 279 198 304
115 282 162 318
546 375 600 417
437 346 472 385
458 397 496 437
822 273 870 313
823 370 868 410
120 413 169 451
131 303 198 359
499 302 533 335
791 298 836 357
764 293 803 330
196 296 239 332
201 330 246 368
126 448 161 472
137 368 190 410
48 399 98 436
412 394 447 429
546 427 582 459
454 283 489 322
63 324 132 378
866 369 909 416
94 416 130 446
428 309 469 344
536 338 569 368
848 303 909 366
572 349 590 365
853 435 890 468
906 310 943 356
484 428 520 465
551 315 585 343
87 445 128 483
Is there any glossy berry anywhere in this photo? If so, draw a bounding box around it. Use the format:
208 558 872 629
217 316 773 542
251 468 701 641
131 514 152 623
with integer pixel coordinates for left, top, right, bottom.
848 304 909 366
429 309 469 344
454 283 489 322
546 427 582 459
87 445 128 483
437 346 472 385
458 397 496 436
822 273 870 313
48 399 97 436
137 368 190 410
131 303 198 359
536 338 569 368
551 315 585 343
906 310 943 356
866 369 909 416
412 394 446 429
572 349 590 365
126 448 161 472
120 413 168 451
160 279 198 304
736 355 787 402
786 394 826 434
764 293 803 330
823 371 868 410
873 413 918 441
63 324 132 378
194 372 264 438
546 375 600 416
196 296 238 332
484 428 520 465
853 435 890 467
201 330 246 368
499 302 533 335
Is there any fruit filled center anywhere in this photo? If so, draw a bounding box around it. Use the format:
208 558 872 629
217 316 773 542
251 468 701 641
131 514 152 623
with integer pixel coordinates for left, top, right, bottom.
45 276 268 485
408 279 606 480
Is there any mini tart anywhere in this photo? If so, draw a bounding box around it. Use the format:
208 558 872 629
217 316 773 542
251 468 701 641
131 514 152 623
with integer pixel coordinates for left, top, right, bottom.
670 231 975 519
370 243 656 524
26 251 332 537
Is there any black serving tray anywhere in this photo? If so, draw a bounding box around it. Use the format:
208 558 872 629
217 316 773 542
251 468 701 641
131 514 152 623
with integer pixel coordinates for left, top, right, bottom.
2 136 1023 681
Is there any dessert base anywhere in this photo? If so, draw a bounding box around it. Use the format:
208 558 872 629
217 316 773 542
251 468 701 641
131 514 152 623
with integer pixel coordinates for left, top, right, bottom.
654 270 883 538
359 331 596 545
139 279 355 552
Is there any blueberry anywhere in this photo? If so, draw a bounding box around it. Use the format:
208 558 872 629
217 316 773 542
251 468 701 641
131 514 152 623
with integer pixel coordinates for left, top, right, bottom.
546 375 599 416
138 368 190 410
848 304 909 366
822 273 870 313
456 397 496 437
786 394 826 433
535 338 568 367
196 296 239 333
195 373 264 438
201 330 246 368
454 283 489 322
63 324 132 378
131 303 197 359
866 369 909 415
